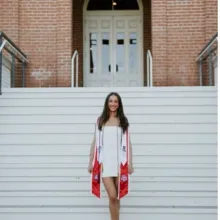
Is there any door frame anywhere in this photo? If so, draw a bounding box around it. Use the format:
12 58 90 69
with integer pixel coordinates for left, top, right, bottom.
83 0 144 87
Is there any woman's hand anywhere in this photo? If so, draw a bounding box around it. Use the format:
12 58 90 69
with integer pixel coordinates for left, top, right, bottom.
88 163 93 174
128 164 134 175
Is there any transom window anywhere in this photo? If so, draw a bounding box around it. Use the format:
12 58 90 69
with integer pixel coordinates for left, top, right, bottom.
87 0 139 11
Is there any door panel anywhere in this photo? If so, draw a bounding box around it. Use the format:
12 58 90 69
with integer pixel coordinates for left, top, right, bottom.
85 17 113 87
113 16 142 86
84 16 142 87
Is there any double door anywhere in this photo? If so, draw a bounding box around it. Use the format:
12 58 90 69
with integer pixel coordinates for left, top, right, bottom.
84 16 143 87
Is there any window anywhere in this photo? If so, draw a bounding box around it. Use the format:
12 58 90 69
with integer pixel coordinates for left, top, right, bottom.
87 0 139 11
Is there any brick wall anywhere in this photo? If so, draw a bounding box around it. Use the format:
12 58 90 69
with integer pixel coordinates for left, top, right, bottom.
205 0 217 42
0 0 19 44
19 0 58 87
56 0 72 87
0 0 72 87
151 0 167 86
166 0 206 86
151 0 217 86
0 0 217 87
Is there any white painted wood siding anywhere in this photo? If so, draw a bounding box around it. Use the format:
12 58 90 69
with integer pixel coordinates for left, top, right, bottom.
2 56 11 88
0 87 217 220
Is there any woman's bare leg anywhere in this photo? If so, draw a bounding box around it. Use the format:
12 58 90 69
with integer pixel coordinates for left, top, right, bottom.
102 177 119 220
114 177 120 211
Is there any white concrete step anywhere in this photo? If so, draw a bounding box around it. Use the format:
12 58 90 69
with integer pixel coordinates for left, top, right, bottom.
0 87 217 220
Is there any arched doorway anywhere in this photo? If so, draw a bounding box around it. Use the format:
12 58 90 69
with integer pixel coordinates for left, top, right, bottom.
83 0 143 87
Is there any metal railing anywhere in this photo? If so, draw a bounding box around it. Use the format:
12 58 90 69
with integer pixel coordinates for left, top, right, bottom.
147 50 153 87
71 50 79 87
196 32 218 86
0 31 28 94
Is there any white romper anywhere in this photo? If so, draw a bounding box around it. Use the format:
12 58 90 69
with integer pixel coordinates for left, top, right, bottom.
101 126 122 177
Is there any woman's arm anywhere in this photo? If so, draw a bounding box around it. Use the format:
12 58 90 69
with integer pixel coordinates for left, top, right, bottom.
128 131 134 174
88 135 96 165
129 139 133 166
128 123 133 166
88 123 97 173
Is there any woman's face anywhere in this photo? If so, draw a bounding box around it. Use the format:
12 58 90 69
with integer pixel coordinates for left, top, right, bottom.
108 95 119 112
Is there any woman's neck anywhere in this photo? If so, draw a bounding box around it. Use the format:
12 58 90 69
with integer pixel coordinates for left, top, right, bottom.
109 111 117 118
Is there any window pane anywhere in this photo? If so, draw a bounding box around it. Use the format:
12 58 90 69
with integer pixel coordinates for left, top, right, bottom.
113 0 139 10
87 0 112 10
102 32 110 73
89 33 97 74
129 32 137 74
116 33 125 73
87 0 139 10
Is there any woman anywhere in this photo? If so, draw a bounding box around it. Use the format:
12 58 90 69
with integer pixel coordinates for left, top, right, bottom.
88 92 134 220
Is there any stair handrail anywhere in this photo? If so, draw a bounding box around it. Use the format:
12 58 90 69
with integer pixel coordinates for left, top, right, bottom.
195 32 218 86
196 33 218 62
147 50 153 87
71 50 79 87
0 31 28 95
0 32 28 63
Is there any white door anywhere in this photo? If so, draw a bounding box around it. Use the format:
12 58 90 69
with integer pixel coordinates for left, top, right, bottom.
84 16 143 87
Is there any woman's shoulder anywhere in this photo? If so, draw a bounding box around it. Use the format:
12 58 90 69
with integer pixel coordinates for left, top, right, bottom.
94 116 102 126
96 116 101 122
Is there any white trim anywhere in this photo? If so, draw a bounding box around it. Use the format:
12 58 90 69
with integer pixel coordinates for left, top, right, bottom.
140 18 144 86
83 0 89 13
85 11 142 16
83 0 143 15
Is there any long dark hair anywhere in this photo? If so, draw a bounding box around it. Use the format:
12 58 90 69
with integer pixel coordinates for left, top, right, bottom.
98 92 129 133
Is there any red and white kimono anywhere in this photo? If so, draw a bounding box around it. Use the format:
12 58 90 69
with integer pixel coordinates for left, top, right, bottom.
91 120 130 199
